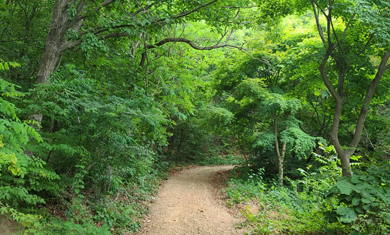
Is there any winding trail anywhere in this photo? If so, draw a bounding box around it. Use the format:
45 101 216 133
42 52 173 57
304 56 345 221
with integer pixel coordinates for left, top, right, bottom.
135 165 246 235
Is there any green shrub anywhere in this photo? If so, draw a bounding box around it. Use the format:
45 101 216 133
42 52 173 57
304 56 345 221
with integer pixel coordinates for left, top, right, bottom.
327 163 390 234
0 63 61 232
225 145 350 234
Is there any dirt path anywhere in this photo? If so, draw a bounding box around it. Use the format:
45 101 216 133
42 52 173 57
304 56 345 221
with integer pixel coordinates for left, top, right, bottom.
135 165 246 235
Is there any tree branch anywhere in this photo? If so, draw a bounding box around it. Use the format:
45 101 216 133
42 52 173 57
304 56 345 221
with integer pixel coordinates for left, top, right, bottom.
310 0 326 44
342 13 356 38
138 32 246 67
318 47 344 156
319 51 338 99
223 5 257 8
326 4 332 46
131 3 154 17
364 126 375 150
145 37 230 50
168 0 219 21
101 0 116 7
72 0 117 28
357 34 374 56
350 48 390 149
330 18 344 53
71 0 220 50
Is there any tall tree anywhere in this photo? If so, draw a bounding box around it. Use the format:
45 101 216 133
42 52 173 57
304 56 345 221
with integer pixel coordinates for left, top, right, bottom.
310 0 390 176
35 0 250 85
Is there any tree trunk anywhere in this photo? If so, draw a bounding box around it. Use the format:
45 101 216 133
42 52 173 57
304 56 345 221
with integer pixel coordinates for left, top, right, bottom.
35 0 76 84
32 0 73 123
338 150 353 177
312 0 390 177
274 118 287 186
35 37 62 84
277 141 287 187
278 157 284 186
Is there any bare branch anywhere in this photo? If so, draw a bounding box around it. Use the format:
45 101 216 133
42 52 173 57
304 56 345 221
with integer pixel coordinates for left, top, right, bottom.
357 34 374 56
138 31 248 67
326 4 332 46
364 126 375 150
319 47 340 101
145 37 229 50
330 18 344 53
215 27 231 45
136 0 220 26
310 0 326 44
60 30 131 52
132 3 154 17
101 0 116 7
223 5 257 9
351 48 390 148
72 0 117 28
169 0 219 21
342 13 356 38
74 0 220 45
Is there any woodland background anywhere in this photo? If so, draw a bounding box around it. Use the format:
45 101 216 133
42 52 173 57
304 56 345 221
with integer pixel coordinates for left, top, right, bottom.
1 0 390 234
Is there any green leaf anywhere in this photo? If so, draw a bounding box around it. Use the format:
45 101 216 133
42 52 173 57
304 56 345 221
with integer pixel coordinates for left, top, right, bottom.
337 206 350 216
336 179 355 195
350 175 362 184
352 196 361 206
337 206 358 223
363 204 372 210
350 231 359 235
12 123 24 134
355 207 364 214
361 197 372 204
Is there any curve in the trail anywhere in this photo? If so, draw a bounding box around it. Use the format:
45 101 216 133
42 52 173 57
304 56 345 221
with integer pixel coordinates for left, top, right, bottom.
135 165 246 235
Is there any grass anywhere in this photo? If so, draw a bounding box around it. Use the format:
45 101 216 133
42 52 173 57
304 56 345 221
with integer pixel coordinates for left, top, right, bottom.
224 166 344 234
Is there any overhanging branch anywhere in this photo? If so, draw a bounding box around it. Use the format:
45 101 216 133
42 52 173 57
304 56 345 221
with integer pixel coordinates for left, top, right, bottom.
139 37 245 67
145 38 228 51
68 0 221 51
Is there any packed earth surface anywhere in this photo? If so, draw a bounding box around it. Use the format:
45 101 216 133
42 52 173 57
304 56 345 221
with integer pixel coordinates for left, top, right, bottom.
135 165 248 235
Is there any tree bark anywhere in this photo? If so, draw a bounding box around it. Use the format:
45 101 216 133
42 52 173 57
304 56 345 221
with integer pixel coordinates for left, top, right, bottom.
35 36 62 84
274 118 287 186
35 0 226 84
35 0 85 84
311 0 390 177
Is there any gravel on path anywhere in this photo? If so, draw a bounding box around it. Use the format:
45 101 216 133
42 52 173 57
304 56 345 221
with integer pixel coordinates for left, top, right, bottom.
135 165 247 235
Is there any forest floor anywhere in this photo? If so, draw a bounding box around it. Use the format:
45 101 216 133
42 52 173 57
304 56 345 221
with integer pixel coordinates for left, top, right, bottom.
134 165 250 235
0 216 23 235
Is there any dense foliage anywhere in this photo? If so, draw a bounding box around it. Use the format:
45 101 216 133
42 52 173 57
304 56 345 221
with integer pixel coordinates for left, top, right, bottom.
0 0 389 234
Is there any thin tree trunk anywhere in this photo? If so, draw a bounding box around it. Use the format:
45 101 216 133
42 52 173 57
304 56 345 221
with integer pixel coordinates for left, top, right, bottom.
312 0 390 177
274 118 287 186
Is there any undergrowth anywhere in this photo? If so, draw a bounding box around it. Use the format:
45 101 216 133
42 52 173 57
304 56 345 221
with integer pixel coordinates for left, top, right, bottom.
198 154 245 166
225 146 390 234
